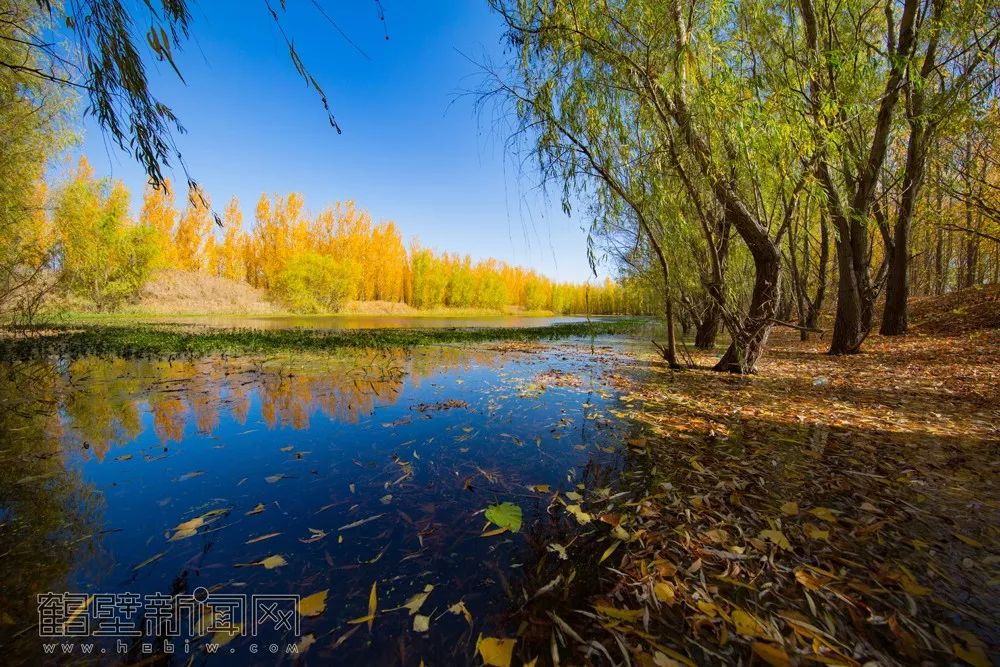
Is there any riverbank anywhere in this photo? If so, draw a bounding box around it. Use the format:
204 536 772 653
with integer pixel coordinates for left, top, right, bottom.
0 318 645 360
512 325 999 666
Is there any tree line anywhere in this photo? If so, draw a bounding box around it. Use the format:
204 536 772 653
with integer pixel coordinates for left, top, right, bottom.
490 0 999 372
11 157 649 316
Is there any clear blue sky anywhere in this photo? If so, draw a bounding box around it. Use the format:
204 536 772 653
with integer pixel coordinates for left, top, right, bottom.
76 1 607 283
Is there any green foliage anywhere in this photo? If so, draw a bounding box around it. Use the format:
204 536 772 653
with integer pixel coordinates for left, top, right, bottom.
0 319 646 360
272 252 361 313
0 0 75 320
55 163 155 310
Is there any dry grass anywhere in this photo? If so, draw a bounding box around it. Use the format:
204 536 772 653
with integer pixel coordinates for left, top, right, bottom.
133 269 279 314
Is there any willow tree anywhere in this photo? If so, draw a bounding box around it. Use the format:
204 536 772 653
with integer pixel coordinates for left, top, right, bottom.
879 1 1000 335
490 0 814 373
795 0 999 350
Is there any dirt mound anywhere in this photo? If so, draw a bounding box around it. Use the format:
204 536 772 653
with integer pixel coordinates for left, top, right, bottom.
134 269 278 314
909 284 1000 335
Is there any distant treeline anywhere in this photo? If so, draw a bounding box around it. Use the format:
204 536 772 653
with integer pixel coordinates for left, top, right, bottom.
22 158 656 315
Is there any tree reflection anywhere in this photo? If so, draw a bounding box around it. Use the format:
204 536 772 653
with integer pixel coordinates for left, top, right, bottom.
0 361 103 663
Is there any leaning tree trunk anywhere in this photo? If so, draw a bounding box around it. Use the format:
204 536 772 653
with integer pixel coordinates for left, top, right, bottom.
713 242 781 373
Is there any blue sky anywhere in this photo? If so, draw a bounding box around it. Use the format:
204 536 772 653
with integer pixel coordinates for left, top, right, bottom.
75 1 606 283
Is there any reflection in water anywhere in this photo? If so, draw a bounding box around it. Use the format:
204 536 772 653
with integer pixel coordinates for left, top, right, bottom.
0 343 632 665
0 362 103 663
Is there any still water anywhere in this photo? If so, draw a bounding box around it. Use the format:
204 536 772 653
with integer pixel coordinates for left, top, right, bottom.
0 340 638 664
134 314 602 331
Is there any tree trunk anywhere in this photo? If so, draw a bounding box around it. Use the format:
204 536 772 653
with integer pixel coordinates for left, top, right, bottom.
881 128 928 335
828 231 868 354
713 242 780 373
662 297 681 369
694 288 721 348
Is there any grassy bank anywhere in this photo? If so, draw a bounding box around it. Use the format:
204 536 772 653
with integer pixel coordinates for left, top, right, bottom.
0 319 645 360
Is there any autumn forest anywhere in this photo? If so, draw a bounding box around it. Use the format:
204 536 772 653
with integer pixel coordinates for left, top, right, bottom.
1 1 999 667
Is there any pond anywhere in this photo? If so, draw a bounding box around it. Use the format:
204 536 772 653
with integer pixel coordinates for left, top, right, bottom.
0 339 639 665
124 314 605 331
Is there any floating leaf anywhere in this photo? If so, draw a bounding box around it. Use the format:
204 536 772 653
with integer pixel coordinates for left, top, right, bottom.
527 484 551 493
236 554 287 569
299 589 328 617
413 614 430 632
348 581 378 631
477 636 516 667
295 633 316 655
339 514 383 531
566 504 592 524
246 532 281 544
211 625 241 647
449 600 472 625
300 528 327 544
132 551 166 571
394 584 433 615
246 503 265 516
485 502 522 533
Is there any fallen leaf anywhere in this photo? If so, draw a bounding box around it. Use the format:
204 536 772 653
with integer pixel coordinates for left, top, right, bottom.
751 642 790 667
759 529 791 551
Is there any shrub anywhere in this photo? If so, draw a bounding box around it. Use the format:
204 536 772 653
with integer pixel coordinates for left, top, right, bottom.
271 252 359 313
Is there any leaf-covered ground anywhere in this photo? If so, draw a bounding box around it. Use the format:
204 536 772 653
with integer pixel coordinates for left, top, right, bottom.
511 328 999 666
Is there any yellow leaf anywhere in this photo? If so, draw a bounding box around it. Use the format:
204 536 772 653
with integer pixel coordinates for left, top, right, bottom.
210 624 242 646
527 484 551 493
759 529 791 550
751 642 791 667
393 584 433 615
413 614 430 633
566 504 592 524
449 600 473 626
804 524 829 540
299 589 328 617
696 600 718 618
594 604 644 622
477 636 516 667
599 541 622 564
246 503 265 516
295 633 316 654
954 641 990 667
653 581 675 605
732 609 766 638
367 581 377 631
62 596 94 634
809 507 838 522
259 554 287 569
780 501 798 516
246 532 281 544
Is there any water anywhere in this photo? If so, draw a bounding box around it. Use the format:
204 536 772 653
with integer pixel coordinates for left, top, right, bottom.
130 314 603 331
0 341 636 664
